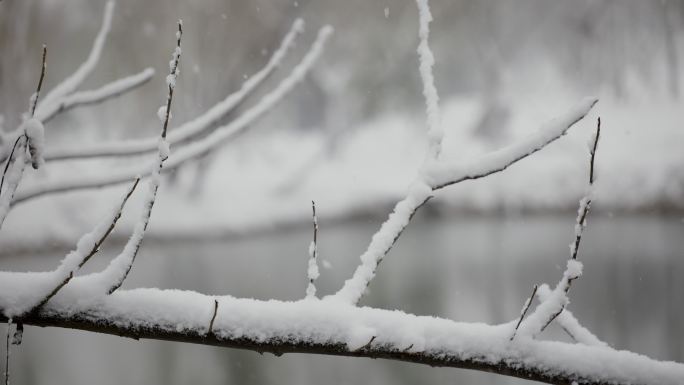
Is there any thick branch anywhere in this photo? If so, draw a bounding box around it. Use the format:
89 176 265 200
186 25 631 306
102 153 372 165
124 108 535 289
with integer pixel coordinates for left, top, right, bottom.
0 292 681 385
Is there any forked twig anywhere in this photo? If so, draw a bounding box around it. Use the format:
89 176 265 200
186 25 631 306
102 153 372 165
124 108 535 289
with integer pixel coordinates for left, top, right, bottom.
24 178 140 315
517 118 602 338
332 0 598 305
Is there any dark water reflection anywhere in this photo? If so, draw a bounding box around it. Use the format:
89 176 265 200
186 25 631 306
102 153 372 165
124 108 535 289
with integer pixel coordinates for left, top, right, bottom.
1 213 683 384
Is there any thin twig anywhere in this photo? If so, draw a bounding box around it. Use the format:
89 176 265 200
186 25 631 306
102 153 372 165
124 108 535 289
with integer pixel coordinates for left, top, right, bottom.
43 18 305 163
30 45 47 118
353 335 376 352
510 284 538 340
305 200 320 298
25 178 140 315
569 117 601 261
13 26 333 205
162 21 182 140
207 299 218 336
1 45 46 193
103 20 183 294
537 118 602 334
0 137 22 195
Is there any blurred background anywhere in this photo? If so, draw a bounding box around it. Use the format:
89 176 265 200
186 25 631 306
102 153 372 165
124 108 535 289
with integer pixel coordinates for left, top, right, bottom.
1 0 683 384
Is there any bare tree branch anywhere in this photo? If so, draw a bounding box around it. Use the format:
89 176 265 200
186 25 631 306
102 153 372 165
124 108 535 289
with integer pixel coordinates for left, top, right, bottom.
91 20 183 295
36 68 155 124
40 0 114 106
42 18 305 162
12 26 334 205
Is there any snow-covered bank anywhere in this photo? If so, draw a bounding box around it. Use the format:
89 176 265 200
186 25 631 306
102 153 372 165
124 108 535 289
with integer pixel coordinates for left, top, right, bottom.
1 92 682 248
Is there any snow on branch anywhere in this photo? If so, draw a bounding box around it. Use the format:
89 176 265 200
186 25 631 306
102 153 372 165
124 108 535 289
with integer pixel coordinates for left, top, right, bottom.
332 1 597 306
37 21 182 302
0 178 139 318
422 98 599 190
43 18 305 162
0 2 153 167
0 45 48 229
40 0 115 107
536 284 607 347
35 68 155 124
415 0 443 159
12 25 333 205
515 118 601 339
1 291 682 385
305 200 320 299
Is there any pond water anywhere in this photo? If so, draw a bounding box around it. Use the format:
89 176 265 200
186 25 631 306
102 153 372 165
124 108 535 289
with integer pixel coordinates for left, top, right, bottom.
1 213 683 385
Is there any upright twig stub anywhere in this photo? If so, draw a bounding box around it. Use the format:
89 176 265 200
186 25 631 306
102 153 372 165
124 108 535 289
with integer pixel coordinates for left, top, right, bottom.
207 299 218 336
305 200 320 298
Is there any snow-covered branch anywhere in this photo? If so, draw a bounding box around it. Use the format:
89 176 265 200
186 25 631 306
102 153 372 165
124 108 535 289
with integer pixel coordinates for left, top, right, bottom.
0 2 152 165
40 1 115 107
43 18 305 162
0 45 48 229
13 25 333 204
305 200 320 299
35 68 155 124
536 284 607 347
515 118 601 339
330 0 599 306
1 292 682 385
332 98 598 306
0 178 139 318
